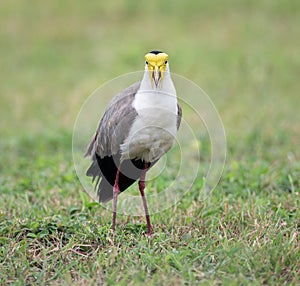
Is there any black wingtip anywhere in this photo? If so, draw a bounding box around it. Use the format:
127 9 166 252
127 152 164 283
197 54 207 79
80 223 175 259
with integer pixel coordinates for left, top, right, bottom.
149 50 163 55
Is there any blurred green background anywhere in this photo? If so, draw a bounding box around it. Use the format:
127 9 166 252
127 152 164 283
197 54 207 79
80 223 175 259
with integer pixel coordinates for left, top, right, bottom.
1 0 299 146
1 0 299 284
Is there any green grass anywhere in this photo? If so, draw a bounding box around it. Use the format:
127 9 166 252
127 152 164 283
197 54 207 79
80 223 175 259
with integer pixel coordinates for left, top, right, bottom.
1 0 300 285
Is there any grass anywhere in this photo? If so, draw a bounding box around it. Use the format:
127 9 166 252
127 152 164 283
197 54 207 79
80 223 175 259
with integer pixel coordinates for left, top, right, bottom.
1 0 300 285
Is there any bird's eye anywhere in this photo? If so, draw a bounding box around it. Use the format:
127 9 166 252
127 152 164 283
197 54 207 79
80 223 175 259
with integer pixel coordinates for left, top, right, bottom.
165 61 168 64
145 61 148 65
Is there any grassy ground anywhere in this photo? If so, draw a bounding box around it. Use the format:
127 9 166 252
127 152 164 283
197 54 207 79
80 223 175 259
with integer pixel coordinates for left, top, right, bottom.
1 0 300 285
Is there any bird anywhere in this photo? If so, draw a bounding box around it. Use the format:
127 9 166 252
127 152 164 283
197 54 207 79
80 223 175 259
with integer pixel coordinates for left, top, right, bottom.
84 50 182 235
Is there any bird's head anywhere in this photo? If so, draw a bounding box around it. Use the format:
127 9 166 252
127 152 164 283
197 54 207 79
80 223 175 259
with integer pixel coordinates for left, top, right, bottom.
145 50 169 88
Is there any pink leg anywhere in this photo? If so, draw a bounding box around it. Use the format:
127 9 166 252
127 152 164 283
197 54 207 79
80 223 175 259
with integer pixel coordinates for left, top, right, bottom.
139 162 152 235
112 165 121 233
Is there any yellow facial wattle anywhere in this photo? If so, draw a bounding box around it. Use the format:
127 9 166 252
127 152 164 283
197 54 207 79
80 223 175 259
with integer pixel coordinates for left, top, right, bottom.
145 52 168 87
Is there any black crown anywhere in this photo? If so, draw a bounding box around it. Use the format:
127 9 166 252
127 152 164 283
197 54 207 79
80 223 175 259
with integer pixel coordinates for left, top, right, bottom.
149 50 163 55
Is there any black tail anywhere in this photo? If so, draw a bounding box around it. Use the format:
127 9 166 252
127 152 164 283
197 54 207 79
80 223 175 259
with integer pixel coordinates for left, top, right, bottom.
86 153 150 203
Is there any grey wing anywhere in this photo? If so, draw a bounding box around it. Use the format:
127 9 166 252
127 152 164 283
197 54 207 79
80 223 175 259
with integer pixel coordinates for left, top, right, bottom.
84 81 140 159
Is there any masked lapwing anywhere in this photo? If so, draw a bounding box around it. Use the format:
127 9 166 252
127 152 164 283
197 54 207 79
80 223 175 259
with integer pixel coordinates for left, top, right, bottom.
85 50 182 235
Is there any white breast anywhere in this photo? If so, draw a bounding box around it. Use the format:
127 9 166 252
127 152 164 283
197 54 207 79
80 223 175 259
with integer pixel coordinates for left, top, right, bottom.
120 66 178 162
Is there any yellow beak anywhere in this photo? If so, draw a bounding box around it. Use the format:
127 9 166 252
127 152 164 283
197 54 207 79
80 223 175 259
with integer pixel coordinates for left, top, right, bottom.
152 65 161 87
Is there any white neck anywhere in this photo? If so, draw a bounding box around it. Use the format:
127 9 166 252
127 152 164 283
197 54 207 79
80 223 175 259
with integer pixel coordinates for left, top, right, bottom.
139 63 176 96
133 62 178 122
